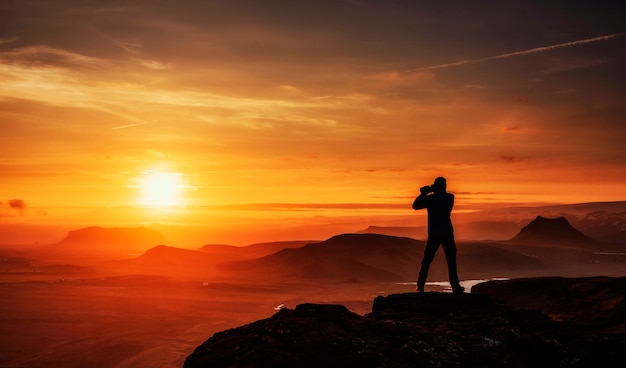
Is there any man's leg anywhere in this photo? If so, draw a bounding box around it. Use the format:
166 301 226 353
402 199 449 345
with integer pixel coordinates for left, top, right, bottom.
441 233 464 293
417 235 440 292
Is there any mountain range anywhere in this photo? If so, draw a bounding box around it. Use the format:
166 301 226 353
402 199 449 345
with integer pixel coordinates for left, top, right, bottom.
31 201 625 282
103 214 624 282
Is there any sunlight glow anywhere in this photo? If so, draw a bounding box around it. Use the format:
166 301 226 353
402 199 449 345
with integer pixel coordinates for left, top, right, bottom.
139 171 185 207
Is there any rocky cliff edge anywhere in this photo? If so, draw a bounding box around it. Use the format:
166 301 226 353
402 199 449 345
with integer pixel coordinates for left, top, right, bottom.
184 277 625 368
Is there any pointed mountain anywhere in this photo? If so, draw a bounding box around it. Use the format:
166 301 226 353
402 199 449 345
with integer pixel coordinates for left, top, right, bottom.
509 216 596 246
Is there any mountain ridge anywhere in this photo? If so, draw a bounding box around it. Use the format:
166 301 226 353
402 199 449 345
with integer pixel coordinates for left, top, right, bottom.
198 240 317 258
99 215 626 281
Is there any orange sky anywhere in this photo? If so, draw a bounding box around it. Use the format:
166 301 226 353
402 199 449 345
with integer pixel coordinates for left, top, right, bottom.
1 1 625 245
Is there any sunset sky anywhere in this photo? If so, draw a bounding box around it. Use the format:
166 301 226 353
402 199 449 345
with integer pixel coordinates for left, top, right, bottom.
1 1 625 245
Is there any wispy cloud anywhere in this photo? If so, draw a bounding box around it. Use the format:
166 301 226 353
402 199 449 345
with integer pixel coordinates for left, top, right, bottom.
112 121 155 130
0 37 18 45
114 38 143 55
113 38 170 70
0 45 104 67
410 32 626 72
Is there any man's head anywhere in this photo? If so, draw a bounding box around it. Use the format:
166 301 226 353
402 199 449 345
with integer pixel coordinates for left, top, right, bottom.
432 177 447 193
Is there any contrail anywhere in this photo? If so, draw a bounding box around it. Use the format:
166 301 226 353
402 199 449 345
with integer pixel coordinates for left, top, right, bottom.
112 120 156 130
410 32 625 72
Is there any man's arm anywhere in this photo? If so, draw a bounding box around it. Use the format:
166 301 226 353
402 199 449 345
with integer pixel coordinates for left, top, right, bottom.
412 194 428 210
412 186 432 210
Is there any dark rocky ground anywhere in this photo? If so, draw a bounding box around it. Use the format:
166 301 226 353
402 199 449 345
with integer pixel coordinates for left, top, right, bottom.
184 277 626 368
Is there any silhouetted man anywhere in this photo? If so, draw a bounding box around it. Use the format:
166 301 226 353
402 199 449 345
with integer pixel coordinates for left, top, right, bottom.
412 177 464 293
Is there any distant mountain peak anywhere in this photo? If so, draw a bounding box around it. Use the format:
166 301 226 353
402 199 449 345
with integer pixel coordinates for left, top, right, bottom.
62 226 164 243
55 226 166 256
510 216 595 245
142 244 177 254
137 244 201 260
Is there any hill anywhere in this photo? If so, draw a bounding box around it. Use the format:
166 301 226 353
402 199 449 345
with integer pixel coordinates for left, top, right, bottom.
104 244 236 279
108 240 318 279
104 226 624 282
220 233 544 282
133 245 218 277
198 240 316 259
184 277 626 368
509 216 597 246
52 226 166 257
220 234 416 282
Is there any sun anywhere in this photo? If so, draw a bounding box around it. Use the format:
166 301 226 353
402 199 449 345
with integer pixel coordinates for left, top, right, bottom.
139 171 185 207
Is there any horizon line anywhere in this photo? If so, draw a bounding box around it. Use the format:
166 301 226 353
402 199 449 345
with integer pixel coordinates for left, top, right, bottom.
11 200 625 211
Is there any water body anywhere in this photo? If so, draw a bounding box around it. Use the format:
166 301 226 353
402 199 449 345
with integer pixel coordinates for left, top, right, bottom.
395 278 510 293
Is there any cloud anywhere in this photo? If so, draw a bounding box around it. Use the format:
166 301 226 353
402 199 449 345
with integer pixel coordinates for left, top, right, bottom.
7 199 27 215
114 38 143 55
112 122 153 130
113 38 170 70
0 1 624 208
145 148 170 158
0 45 104 68
207 202 408 211
8 199 26 210
134 58 170 70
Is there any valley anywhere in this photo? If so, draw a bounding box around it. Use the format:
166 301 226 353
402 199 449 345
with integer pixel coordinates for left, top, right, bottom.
1 202 625 367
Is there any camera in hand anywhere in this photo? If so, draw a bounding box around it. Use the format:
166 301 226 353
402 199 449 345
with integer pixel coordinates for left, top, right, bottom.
420 185 432 194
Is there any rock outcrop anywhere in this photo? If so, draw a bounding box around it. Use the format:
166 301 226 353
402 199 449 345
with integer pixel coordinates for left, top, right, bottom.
473 276 626 331
184 277 626 368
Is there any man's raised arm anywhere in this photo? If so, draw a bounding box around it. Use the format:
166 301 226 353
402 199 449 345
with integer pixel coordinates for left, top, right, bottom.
412 186 432 210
